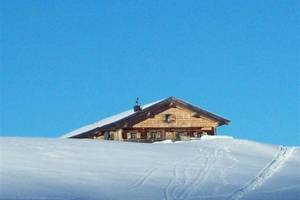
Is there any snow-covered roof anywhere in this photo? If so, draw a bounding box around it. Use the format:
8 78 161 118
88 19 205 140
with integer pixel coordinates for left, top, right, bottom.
61 99 166 138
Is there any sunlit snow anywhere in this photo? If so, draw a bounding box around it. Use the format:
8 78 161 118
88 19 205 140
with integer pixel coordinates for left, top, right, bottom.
0 136 299 200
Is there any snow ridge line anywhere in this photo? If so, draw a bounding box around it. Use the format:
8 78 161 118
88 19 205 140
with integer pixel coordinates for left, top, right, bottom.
228 146 295 200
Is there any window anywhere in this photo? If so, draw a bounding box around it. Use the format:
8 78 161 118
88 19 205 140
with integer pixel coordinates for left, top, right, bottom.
164 114 172 123
130 132 137 140
110 133 114 140
150 131 161 140
150 131 161 139
150 132 156 139
122 132 127 140
156 132 161 138
104 131 110 140
141 132 147 139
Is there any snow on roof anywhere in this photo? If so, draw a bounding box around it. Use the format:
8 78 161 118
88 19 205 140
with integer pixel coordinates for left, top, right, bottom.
61 99 166 138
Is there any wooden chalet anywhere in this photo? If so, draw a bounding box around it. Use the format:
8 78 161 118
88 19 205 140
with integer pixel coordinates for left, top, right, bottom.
62 97 230 142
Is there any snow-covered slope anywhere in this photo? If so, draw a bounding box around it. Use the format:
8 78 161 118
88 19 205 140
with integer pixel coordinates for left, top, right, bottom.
0 136 299 200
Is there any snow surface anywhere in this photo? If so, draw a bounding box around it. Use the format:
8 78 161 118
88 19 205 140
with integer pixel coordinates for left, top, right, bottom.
61 99 165 138
0 137 299 200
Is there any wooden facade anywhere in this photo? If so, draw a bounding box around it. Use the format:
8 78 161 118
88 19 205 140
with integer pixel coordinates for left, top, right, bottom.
67 97 230 142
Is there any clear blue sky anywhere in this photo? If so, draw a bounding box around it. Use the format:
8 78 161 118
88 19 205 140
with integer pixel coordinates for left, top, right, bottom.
1 0 299 146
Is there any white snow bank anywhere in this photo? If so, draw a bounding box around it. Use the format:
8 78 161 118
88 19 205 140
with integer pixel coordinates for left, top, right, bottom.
0 137 299 200
201 135 234 140
153 135 233 144
153 139 174 144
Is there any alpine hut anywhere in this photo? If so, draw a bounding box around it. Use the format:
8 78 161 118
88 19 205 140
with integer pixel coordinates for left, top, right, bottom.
62 97 230 142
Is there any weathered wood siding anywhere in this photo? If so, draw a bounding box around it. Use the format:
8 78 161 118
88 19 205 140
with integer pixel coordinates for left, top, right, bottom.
133 106 218 128
113 129 122 140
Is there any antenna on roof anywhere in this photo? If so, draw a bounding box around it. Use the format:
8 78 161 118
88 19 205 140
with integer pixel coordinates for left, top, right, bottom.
134 97 142 112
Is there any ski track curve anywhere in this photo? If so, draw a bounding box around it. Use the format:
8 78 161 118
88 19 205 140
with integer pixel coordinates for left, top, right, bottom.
215 145 239 193
179 147 219 200
164 148 204 200
164 159 183 200
228 146 295 200
188 144 241 200
164 143 223 200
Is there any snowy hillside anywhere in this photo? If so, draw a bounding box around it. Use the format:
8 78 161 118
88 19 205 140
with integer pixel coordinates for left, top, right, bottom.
0 136 299 200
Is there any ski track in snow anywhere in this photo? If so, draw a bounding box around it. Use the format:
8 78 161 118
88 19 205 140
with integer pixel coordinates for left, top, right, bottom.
163 143 223 200
129 167 157 189
214 145 239 194
180 147 219 200
191 145 240 200
164 148 203 200
1 138 298 200
228 146 295 200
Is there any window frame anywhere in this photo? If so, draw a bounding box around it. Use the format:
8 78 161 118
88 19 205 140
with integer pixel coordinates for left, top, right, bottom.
164 114 172 123
130 132 137 140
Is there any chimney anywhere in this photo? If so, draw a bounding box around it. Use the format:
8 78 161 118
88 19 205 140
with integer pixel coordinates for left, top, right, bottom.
134 97 142 112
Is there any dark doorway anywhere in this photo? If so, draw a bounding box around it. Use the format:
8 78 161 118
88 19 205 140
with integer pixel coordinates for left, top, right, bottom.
175 132 181 140
141 132 147 139
122 132 127 140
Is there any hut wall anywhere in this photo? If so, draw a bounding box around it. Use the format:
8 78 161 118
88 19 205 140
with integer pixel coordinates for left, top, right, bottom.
133 106 218 128
112 129 123 140
165 131 174 139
